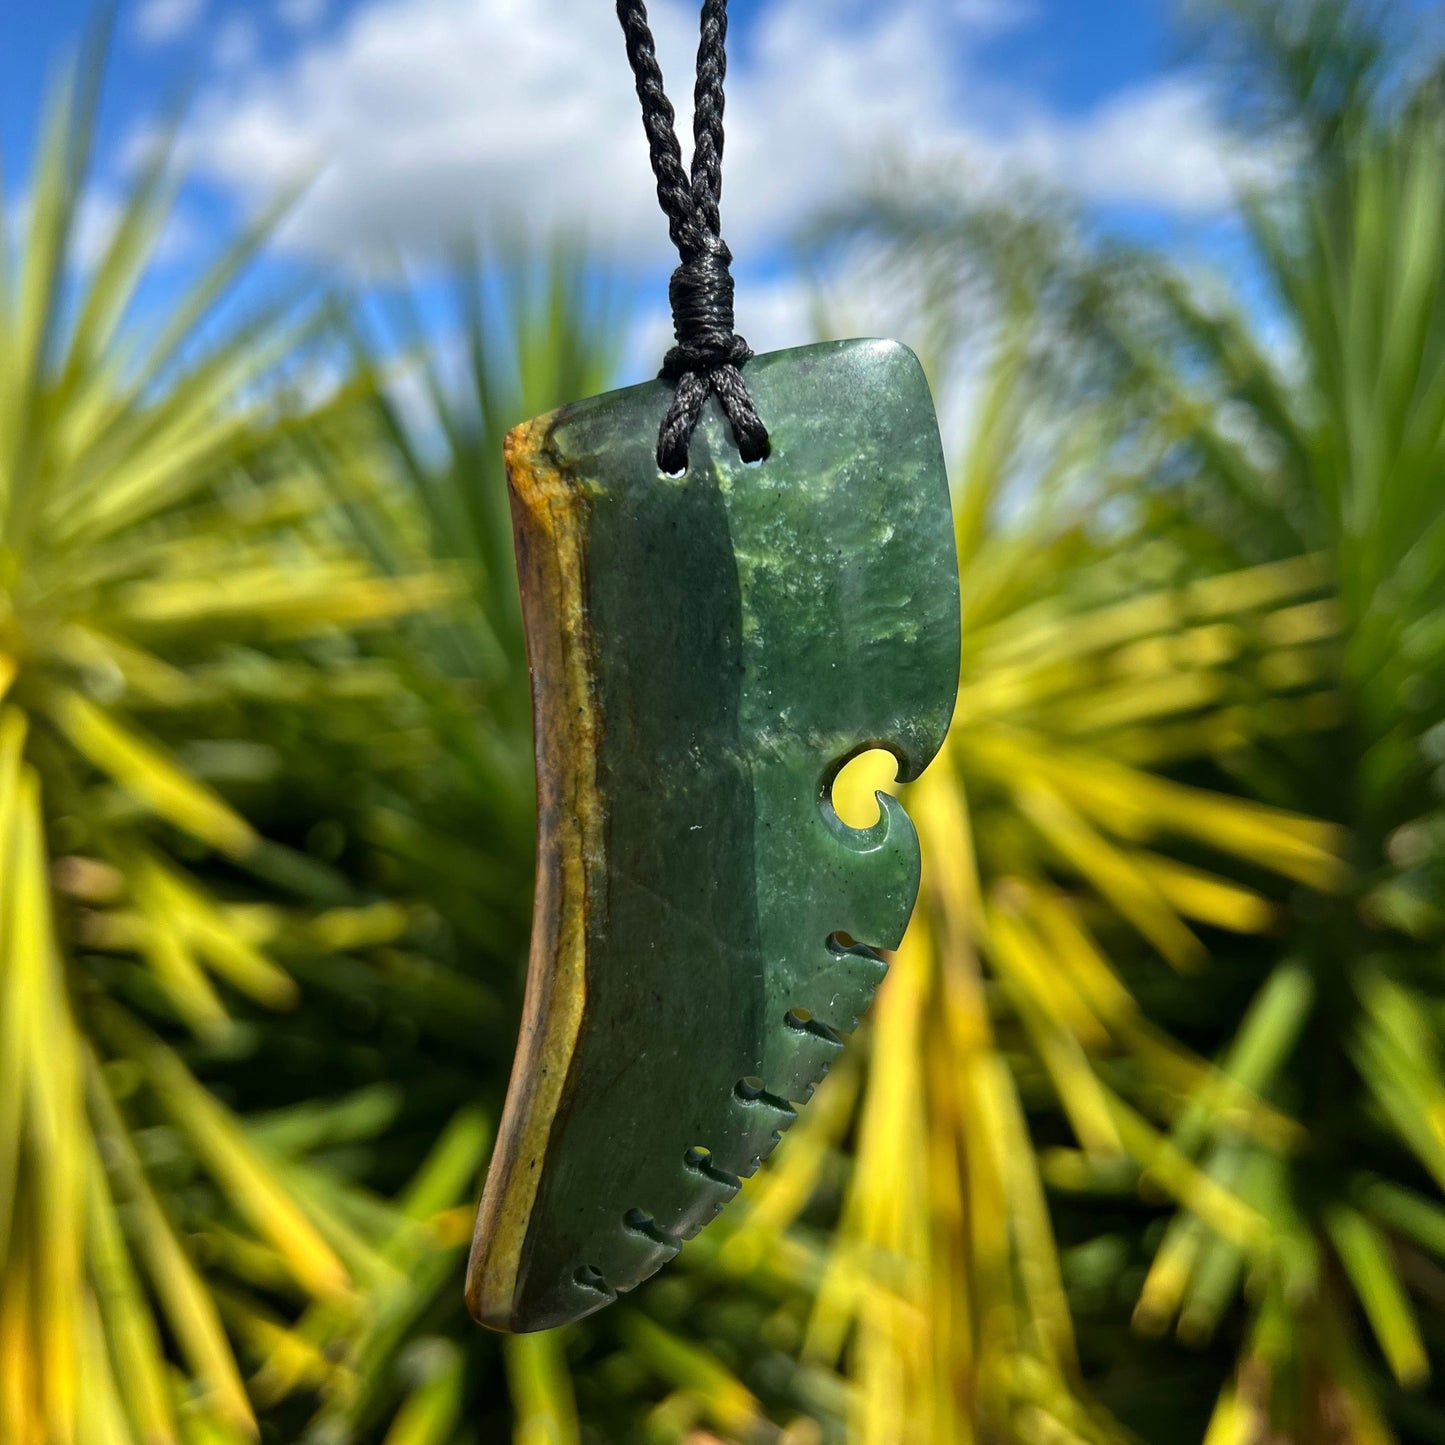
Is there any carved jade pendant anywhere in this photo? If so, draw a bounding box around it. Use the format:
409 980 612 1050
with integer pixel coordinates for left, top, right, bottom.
467 339 960 1332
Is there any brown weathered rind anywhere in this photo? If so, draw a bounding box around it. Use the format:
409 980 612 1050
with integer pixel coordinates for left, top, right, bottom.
464 415 599 1331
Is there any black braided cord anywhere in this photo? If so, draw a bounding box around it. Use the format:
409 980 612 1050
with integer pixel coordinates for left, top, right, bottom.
616 0 769 473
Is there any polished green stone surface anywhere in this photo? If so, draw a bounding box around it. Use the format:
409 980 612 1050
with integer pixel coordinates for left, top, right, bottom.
478 338 959 1330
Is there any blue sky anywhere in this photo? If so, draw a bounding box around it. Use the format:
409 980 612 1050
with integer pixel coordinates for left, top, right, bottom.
0 0 1296 377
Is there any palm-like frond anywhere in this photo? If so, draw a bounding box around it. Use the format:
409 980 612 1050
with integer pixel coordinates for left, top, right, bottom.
1124 37 1445 1439
0 44 474 1445
336 246 630 945
786 5 1445 1440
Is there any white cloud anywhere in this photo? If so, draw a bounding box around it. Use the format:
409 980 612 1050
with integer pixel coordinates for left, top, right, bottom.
277 0 327 31
132 0 205 45
184 0 696 270
1003 77 1256 215
179 0 1251 273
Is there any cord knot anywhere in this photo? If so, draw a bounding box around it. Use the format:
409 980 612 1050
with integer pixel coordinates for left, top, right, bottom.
656 234 768 474
661 234 746 377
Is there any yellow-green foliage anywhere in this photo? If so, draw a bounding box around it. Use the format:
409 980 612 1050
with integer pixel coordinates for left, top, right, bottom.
0 46 466 1445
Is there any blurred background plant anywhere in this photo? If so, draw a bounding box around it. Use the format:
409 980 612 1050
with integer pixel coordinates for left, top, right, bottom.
2 1 1444 1443
0 19 490 1444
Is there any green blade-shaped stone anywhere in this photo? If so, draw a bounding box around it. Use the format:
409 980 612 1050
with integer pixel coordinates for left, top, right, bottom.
467 339 959 1332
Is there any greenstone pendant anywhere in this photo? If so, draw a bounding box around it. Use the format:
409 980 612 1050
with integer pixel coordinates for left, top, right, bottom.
467 338 960 1332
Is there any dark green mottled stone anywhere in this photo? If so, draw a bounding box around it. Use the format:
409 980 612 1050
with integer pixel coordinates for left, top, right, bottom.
485 339 958 1329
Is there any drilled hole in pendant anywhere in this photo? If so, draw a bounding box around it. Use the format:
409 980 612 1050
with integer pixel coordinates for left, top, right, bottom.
623 1207 652 1232
574 1264 607 1292
735 1075 766 1102
785 1007 813 1029
827 931 860 952
684 1145 712 1168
